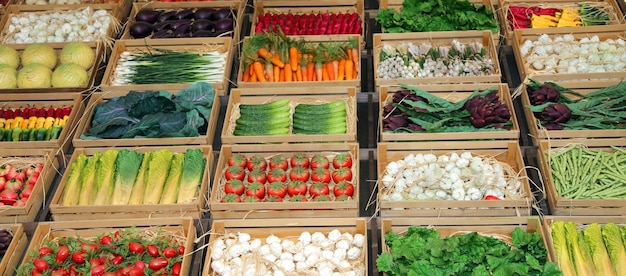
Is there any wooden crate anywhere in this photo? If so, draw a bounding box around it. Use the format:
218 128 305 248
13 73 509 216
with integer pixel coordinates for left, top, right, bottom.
0 42 105 93
537 139 626 215
73 85 220 148
377 140 534 217
499 0 625 45
19 217 196 275
542 216 626 266
378 83 520 142
209 143 360 219
381 217 551 266
12 0 132 23
203 218 368 276
0 224 27 276
521 80 626 144
49 146 213 220
221 87 358 144
378 0 501 43
235 34 362 90
250 0 365 36
100 38 234 96
512 25 626 82
0 92 85 154
373 31 502 88
121 1 244 45
0 4 122 43
0 148 58 223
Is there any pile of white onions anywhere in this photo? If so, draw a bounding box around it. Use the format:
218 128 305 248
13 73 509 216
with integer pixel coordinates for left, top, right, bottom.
23 0 85 4
520 34 626 74
210 230 366 276
379 151 525 202
2 7 117 44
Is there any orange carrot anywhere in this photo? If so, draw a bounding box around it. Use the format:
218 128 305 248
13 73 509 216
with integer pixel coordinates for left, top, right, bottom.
296 66 303 82
242 64 250 82
258 48 284 68
274 65 280 83
289 47 298 71
332 60 339 80
351 48 359 68
345 59 354 80
307 62 315 82
337 59 346 81
322 65 330 81
250 71 258 82
279 68 285 82
252 61 266 82
284 64 292 82
326 62 335 81
301 65 308 81
315 62 323 82
266 63 274 82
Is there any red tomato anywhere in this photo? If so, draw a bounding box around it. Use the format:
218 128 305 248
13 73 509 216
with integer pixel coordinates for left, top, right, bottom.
265 195 283 202
224 166 245 181
178 246 185 255
247 168 267 184
228 154 248 168
267 182 287 198
241 195 261 202
90 265 105 276
246 156 267 171
100 235 112 246
336 194 351 201
111 254 124 265
289 167 309 182
485 195 501 200
332 153 353 169
245 182 265 199
221 194 241 203
80 243 99 253
38 246 53 257
148 258 168 270
266 168 286 183
128 267 145 276
71 252 85 264
56 245 70 263
224 179 245 195
51 268 69 276
102 273 115 276
33 258 48 272
89 258 102 266
331 167 353 183
289 195 308 202
172 262 182 276
162 247 177 258
20 186 33 198
287 181 307 196
310 155 330 169
309 182 329 197
269 155 289 170
128 242 144 254
146 245 159 257
333 181 355 197
314 195 332 202
290 154 309 168
0 189 18 205
311 168 331 183
134 261 146 270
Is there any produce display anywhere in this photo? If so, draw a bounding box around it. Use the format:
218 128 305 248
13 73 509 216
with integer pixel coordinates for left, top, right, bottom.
61 148 206 206
21 0 117 4
254 12 362 35
1 7 120 44
0 42 95 89
377 227 560 275
16 226 187 275
233 99 349 136
506 4 613 29
0 158 44 207
377 40 496 79
110 48 227 86
519 34 626 74
208 229 366 275
0 228 13 258
219 152 356 203
129 7 236 39
0 106 71 142
546 144 626 199
240 30 359 82
375 0 499 33
80 82 214 140
379 151 524 201
381 85 512 133
526 80 626 131
549 221 626 275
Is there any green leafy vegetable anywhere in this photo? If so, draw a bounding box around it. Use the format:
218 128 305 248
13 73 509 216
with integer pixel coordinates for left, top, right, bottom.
110 149 144 205
602 223 626 275
177 148 206 204
583 223 616 276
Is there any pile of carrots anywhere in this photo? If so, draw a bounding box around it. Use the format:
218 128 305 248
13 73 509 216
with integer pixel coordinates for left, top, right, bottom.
240 29 359 83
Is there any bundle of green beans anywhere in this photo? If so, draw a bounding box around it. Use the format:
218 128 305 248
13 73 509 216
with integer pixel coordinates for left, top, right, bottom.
111 48 227 85
548 145 626 199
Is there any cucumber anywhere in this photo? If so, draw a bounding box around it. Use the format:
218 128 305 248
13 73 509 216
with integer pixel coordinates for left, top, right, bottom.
239 103 291 117
293 124 347 134
293 120 346 131
293 116 346 126
236 116 291 127
239 99 290 111
294 100 346 114
292 109 346 121
234 127 290 136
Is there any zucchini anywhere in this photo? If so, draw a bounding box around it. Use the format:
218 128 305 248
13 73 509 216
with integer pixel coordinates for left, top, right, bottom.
234 127 290 136
294 100 346 114
239 99 290 111
239 103 291 117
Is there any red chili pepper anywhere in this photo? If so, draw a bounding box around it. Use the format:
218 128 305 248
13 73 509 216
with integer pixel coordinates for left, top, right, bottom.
485 195 501 200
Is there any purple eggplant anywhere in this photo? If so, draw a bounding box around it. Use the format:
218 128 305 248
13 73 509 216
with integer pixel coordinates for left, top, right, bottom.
129 21 153 38
158 10 177 22
135 9 160 24
176 9 195 20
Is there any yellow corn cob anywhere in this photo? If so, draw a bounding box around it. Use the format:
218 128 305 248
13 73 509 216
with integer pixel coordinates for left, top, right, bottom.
43 117 55 129
34 117 46 129
4 119 13 130
26 117 37 129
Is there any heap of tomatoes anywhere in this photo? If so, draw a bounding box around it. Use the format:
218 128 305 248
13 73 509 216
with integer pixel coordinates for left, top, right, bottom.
16 227 186 276
220 152 356 203
0 161 43 207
